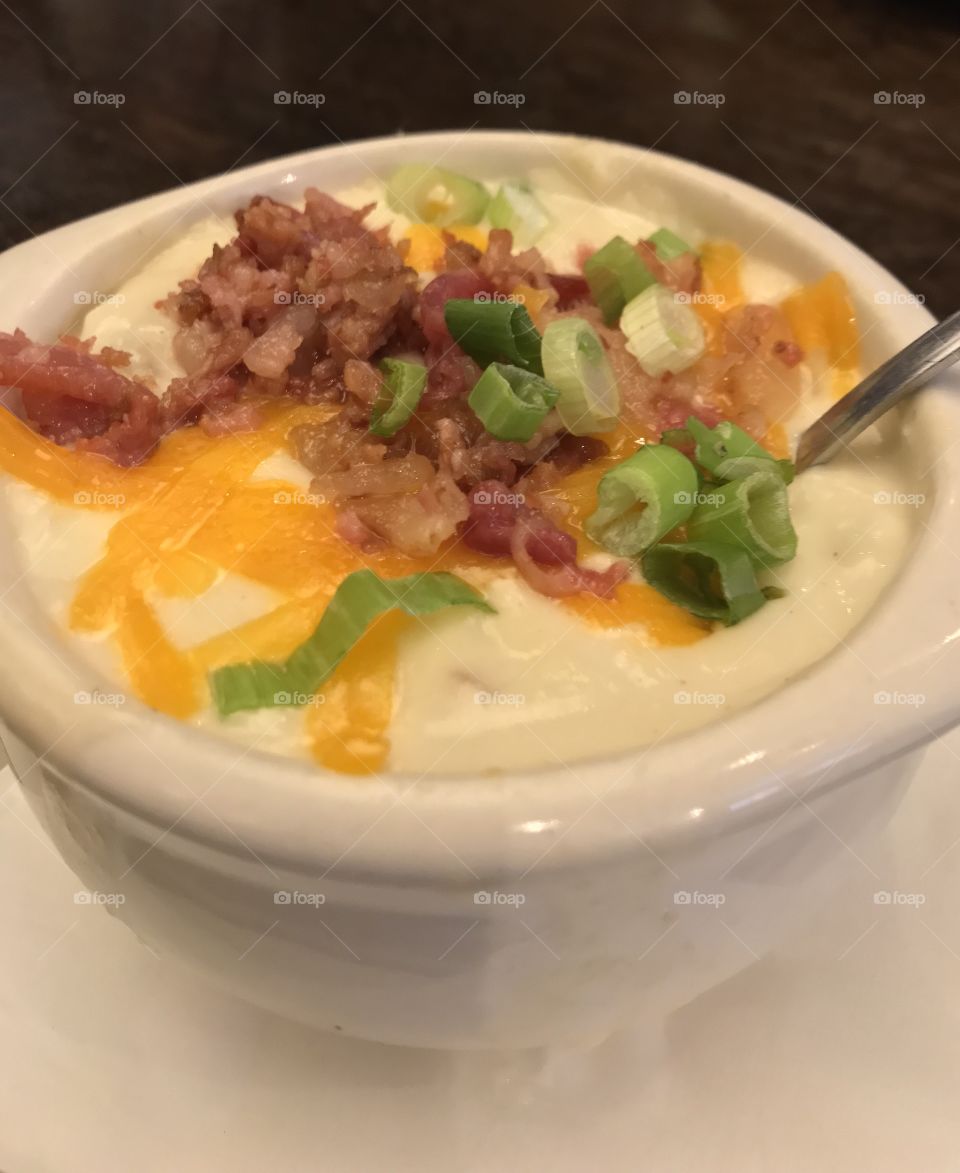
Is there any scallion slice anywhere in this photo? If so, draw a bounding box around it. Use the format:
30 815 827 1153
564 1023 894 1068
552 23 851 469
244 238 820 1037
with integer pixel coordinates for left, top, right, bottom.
583 236 658 325
444 298 543 374
210 570 494 716
385 163 489 227
541 316 620 435
369 358 426 438
621 285 706 376
648 227 693 261
685 416 794 483
585 443 699 556
468 362 559 442
686 468 797 567
488 182 549 243
641 540 767 625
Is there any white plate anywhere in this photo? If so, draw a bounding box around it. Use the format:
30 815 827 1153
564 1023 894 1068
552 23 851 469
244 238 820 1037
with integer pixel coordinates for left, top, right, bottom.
1 726 958 1173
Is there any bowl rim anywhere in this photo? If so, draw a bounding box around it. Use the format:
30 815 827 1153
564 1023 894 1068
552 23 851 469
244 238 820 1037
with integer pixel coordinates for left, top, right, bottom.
0 128 957 880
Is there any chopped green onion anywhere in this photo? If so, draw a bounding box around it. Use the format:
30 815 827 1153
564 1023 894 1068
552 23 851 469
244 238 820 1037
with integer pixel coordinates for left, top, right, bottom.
541 317 620 435
488 182 549 243
468 362 559 442
444 298 543 374
210 570 494 716
685 416 794 483
648 227 693 261
641 541 767 625
385 163 489 227
583 236 658 325
369 359 426 438
686 468 797 567
621 285 706 376
585 443 699 556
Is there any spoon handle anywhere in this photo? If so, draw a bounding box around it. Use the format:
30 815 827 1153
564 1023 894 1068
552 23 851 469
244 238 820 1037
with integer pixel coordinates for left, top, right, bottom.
795 308 960 472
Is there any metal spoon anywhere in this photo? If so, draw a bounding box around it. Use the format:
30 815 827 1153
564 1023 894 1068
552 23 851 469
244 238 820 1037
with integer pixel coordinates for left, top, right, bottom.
795 309 960 472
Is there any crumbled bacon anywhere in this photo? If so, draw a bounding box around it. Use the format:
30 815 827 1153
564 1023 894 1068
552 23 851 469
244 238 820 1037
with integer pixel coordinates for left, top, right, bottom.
548 273 591 310
0 330 163 464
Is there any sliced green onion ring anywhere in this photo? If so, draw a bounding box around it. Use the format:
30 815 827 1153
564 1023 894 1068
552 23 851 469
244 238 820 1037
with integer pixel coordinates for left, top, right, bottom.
686 468 798 567
488 182 549 243
685 416 794 483
620 285 706 376
641 540 768 625
210 570 494 717
541 316 620 435
648 227 693 261
583 236 658 325
585 443 699 556
369 358 427 438
444 298 543 374
385 163 489 226
468 362 559 442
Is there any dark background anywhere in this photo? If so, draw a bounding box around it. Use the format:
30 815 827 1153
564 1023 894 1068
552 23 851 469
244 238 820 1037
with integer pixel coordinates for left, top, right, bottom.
0 0 956 313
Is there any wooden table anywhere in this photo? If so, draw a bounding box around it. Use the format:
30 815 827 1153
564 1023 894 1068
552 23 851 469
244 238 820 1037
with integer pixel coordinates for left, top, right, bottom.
0 0 956 313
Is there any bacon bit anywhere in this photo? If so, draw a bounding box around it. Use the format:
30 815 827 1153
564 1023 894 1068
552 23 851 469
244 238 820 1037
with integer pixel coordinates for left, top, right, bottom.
463 481 627 598
0 329 163 464
199 401 264 436
653 395 722 436
547 273 591 311
510 513 629 599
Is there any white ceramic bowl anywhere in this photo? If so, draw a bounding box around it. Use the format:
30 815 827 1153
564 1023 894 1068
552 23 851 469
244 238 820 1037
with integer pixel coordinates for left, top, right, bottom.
1 132 957 1049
